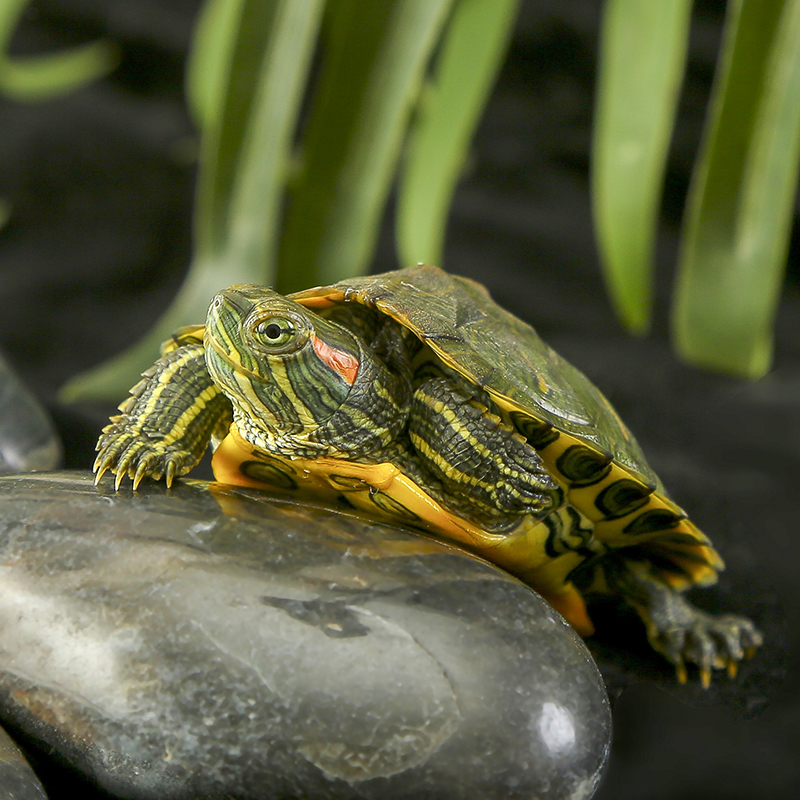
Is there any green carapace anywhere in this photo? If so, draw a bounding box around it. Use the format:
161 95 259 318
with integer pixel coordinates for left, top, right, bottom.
95 265 761 685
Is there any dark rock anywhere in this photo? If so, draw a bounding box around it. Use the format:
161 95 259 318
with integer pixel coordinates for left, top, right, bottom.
0 724 47 800
0 472 610 800
0 352 61 474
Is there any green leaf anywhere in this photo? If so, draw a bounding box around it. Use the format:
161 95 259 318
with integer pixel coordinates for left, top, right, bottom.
61 0 325 402
277 0 454 293
673 0 800 378
397 0 519 268
0 0 118 101
591 0 692 334
186 0 246 131
195 0 325 269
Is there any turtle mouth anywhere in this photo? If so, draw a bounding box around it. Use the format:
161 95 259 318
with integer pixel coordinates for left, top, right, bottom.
205 331 266 382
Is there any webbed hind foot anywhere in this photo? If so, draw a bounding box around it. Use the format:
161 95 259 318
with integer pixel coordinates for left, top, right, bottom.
651 606 762 687
620 560 762 687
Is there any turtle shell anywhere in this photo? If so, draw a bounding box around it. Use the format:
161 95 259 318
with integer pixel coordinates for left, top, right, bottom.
285 264 723 592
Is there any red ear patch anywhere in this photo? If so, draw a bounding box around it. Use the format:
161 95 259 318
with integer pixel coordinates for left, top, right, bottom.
312 335 360 385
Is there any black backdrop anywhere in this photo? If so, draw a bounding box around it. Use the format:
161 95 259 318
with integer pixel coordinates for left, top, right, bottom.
0 1 798 798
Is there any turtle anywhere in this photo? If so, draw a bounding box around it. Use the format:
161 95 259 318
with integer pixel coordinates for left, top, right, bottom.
94 264 762 685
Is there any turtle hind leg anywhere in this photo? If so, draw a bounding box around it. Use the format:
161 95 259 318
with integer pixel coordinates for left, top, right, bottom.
595 554 763 686
406 376 564 527
95 342 232 489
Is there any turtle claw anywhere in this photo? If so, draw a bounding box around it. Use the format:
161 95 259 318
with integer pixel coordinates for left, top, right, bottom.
114 451 135 489
94 430 196 491
620 563 762 686
653 611 762 687
91 340 221 490
165 458 177 489
699 666 711 690
133 458 152 491
93 453 112 485
673 658 712 688
114 458 133 490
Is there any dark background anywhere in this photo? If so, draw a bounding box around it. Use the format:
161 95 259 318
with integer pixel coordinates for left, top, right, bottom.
0 1 797 797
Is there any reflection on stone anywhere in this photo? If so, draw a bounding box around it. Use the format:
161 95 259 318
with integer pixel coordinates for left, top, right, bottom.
536 701 577 755
0 352 61 473
0 472 611 799
0 724 47 800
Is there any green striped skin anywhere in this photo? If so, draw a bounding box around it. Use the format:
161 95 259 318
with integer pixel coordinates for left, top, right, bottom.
408 374 563 526
205 285 411 460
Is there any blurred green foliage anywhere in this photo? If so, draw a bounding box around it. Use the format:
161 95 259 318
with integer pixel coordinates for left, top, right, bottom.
0 0 118 100
592 0 693 335
0 0 794 397
62 0 522 401
0 197 10 231
594 0 800 378
672 0 800 377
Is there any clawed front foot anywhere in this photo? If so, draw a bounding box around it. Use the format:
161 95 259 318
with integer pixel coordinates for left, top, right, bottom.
92 340 231 491
94 422 197 489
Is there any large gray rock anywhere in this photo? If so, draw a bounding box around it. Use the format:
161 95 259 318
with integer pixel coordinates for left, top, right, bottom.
0 472 610 799
0 725 47 800
0 352 61 474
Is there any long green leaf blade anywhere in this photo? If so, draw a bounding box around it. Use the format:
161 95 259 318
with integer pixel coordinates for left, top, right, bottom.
61 0 325 402
195 0 324 267
278 0 454 293
591 0 692 333
396 0 519 268
185 0 246 131
673 0 800 378
0 0 118 100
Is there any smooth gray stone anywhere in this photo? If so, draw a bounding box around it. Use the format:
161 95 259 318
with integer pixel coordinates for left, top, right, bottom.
0 725 47 800
0 353 61 474
0 472 611 800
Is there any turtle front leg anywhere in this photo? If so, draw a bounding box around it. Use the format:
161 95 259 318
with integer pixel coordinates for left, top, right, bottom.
95 342 232 489
607 558 763 687
407 375 564 526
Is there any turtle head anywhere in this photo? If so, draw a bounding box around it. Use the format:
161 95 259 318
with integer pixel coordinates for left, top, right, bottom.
205 284 409 457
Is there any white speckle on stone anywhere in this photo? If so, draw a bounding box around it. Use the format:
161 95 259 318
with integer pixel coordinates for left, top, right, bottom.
186 521 216 542
534 702 576 755
566 773 602 800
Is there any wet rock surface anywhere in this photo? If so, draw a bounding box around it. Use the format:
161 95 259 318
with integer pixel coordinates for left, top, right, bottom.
0 472 611 800
0 725 47 800
0 352 61 474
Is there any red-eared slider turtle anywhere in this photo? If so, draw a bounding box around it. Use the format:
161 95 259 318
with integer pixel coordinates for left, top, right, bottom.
95 264 761 685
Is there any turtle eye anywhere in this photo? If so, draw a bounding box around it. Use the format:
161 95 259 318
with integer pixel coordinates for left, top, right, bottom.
257 320 292 342
248 313 307 354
